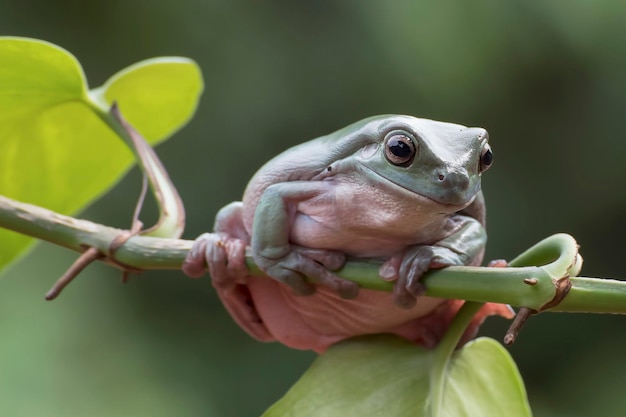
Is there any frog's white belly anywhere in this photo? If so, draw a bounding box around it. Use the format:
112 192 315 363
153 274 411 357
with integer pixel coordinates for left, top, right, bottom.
289 213 441 257
288 177 461 258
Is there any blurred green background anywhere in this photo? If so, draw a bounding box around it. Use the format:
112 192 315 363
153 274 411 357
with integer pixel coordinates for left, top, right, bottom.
1 1 626 416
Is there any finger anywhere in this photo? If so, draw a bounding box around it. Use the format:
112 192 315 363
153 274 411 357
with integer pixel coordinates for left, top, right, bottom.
267 266 317 296
488 259 508 268
379 256 401 282
224 238 249 281
206 240 232 288
290 254 358 299
393 278 416 309
393 255 415 308
295 247 346 271
182 236 210 278
394 248 433 308
404 256 430 297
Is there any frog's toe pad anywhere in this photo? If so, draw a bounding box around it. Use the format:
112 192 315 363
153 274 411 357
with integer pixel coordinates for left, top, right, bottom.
183 233 249 289
392 247 434 309
292 254 357 299
182 233 213 278
263 249 357 299
293 247 346 271
488 259 509 268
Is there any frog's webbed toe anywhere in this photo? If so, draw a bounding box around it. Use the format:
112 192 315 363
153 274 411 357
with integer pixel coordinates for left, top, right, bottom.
383 244 471 309
182 233 214 278
183 202 250 285
182 233 248 289
382 246 435 309
255 247 357 299
293 246 347 271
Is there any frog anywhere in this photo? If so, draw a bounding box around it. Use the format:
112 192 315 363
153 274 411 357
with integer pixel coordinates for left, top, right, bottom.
183 115 513 352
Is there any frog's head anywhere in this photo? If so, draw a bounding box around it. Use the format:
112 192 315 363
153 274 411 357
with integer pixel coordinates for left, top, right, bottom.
354 115 492 207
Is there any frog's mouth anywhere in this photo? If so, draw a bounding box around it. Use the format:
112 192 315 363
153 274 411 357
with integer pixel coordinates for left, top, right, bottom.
359 163 477 212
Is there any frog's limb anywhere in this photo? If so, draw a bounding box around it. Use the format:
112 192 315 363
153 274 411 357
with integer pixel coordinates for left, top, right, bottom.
182 202 249 282
288 246 346 271
182 233 218 278
182 232 247 287
182 203 274 341
382 215 486 308
252 182 359 299
214 202 249 239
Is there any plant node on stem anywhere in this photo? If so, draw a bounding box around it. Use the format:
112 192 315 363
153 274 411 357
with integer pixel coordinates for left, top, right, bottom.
45 104 185 299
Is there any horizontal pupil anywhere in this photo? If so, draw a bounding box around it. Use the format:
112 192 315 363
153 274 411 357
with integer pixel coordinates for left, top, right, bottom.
390 139 411 158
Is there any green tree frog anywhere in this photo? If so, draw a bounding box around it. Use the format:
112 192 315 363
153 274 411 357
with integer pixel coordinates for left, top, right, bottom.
183 115 513 352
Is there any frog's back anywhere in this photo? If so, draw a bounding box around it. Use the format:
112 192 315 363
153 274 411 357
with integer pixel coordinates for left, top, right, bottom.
241 116 388 229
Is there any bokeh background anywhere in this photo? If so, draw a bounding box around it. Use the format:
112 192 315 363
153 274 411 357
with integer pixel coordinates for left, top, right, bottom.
1 1 626 416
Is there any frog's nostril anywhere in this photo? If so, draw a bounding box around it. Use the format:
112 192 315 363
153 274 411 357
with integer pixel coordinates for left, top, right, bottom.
432 169 473 205
436 170 469 189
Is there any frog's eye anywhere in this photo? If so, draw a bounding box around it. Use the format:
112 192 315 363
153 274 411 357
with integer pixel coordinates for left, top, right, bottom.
479 144 493 172
384 134 416 166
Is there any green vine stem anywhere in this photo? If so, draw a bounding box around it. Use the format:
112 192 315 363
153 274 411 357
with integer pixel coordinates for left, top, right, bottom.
0 193 625 315
428 301 484 416
90 102 186 239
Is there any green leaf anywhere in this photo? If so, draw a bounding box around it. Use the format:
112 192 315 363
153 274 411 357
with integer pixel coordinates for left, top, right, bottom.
89 57 203 142
263 335 531 417
0 37 203 271
438 338 531 417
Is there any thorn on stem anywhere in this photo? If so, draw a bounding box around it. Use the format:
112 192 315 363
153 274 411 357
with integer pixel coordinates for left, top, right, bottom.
503 307 536 345
523 278 539 286
45 247 103 300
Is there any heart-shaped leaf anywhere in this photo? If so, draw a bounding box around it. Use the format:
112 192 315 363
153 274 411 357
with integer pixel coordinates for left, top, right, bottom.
0 37 203 271
263 335 531 417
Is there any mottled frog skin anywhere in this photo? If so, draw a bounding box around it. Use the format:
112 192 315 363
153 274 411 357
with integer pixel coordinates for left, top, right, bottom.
183 115 512 352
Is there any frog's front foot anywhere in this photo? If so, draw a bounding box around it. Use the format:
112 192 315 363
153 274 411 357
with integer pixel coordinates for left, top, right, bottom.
183 232 274 342
254 246 358 299
182 232 248 289
379 246 436 309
